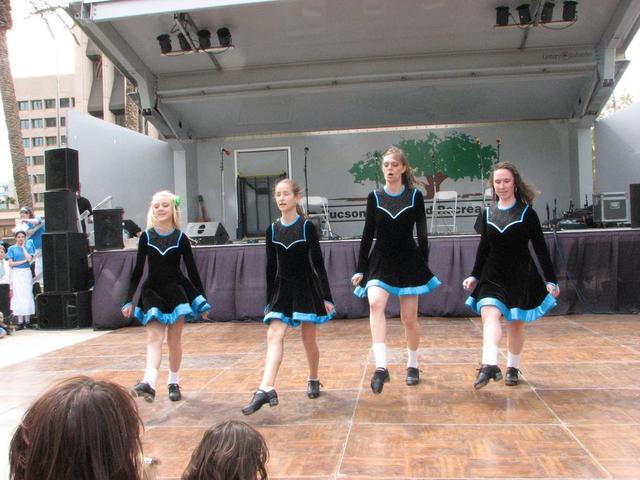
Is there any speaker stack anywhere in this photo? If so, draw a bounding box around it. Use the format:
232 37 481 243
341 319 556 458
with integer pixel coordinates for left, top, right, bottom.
37 148 92 329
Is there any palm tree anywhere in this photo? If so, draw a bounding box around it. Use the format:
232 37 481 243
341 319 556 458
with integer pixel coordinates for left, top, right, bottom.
0 0 33 209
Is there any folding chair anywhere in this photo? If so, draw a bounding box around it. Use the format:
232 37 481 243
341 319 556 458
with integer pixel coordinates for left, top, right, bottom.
302 196 334 240
430 190 458 234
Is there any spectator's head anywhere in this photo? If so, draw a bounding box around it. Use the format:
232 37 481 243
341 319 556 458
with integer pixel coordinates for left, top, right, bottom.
19 207 33 220
182 420 269 480
9 376 145 480
0 244 5 260
146 190 182 230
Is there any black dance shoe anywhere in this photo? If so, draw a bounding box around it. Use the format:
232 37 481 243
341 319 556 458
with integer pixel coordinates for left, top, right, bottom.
307 380 322 399
406 367 420 386
242 389 279 415
168 383 182 401
473 364 503 390
505 367 520 386
370 368 390 394
131 381 156 402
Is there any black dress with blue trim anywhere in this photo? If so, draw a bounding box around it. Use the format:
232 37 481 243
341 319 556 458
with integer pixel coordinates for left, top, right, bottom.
354 186 441 297
466 201 557 322
264 216 335 327
125 228 211 325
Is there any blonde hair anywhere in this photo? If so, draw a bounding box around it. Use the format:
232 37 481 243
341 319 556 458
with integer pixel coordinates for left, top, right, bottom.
273 178 306 218
382 146 415 189
487 161 540 205
146 190 182 230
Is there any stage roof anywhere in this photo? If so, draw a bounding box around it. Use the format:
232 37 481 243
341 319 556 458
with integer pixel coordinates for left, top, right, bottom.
66 0 640 140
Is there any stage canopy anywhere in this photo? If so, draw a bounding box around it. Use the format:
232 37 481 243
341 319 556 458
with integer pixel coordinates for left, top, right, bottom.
66 0 640 140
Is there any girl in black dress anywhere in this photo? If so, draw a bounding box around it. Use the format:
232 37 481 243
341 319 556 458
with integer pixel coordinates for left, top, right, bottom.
463 162 560 389
352 147 441 394
242 178 335 415
122 191 211 402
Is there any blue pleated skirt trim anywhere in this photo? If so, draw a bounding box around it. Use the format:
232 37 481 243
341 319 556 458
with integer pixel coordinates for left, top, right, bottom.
354 276 442 298
465 294 557 323
134 295 212 326
263 307 336 328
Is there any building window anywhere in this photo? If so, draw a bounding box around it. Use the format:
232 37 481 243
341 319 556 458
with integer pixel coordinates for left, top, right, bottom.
32 137 44 147
45 98 56 109
33 193 45 204
32 174 45 185
18 101 29 111
45 136 57 146
31 99 43 110
25 156 31 165
32 155 45 166
45 117 57 127
20 119 29 129
60 116 66 127
22 138 30 148
71 97 76 107
60 97 70 108
31 118 43 128
61 135 67 146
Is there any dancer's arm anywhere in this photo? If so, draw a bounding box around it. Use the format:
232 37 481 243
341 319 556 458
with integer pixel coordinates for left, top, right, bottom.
306 220 333 304
265 225 277 311
414 189 429 262
354 192 376 284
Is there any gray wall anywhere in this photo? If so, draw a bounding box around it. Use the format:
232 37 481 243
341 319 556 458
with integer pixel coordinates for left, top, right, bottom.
595 102 640 195
67 110 174 229
197 120 573 239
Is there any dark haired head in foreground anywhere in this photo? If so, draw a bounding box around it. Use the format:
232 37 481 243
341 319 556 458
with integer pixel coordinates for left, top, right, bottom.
9 376 145 480
182 420 269 480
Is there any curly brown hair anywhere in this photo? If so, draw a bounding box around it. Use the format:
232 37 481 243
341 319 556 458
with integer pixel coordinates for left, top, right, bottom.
487 161 540 205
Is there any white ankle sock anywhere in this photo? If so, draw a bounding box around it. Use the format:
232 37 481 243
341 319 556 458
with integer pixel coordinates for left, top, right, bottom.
143 367 159 389
407 349 419 369
482 344 499 365
507 352 521 369
167 370 180 385
372 343 387 369
260 385 274 392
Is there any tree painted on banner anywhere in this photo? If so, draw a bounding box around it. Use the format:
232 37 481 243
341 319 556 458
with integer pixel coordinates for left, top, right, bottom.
349 132 497 199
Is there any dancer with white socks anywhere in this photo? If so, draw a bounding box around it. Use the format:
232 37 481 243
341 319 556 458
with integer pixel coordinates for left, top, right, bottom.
463 162 560 388
352 146 441 394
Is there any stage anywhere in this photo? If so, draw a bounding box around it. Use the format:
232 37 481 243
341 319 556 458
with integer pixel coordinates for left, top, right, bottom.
91 228 640 329
5 314 640 478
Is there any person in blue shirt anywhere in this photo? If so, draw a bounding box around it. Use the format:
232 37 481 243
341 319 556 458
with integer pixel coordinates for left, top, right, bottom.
18 207 45 286
6 230 36 329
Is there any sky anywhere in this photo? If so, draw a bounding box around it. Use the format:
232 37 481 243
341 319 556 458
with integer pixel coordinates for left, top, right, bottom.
1 1 640 185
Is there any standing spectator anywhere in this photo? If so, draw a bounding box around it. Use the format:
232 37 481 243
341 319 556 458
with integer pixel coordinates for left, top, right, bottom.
17 207 44 290
77 185 93 234
6 230 35 330
0 244 12 323
121 208 142 238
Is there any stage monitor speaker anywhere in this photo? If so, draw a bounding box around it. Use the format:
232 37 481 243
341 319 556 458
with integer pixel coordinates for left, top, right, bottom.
630 184 640 228
45 148 79 191
42 232 89 292
44 189 78 232
185 222 230 245
37 290 92 329
93 208 124 250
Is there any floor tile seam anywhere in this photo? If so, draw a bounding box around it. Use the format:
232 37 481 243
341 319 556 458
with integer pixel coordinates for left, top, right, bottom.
528 385 613 479
532 387 640 391
572 322 638 351
349 421 568 427
195 352 253 393
334 345 370 479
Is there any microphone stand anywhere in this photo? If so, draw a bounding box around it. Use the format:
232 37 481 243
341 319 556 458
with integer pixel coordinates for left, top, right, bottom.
219 148 225 225
304 148 309 214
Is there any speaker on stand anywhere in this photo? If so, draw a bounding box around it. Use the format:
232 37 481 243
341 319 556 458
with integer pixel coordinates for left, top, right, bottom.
93 208 124 250
185 222 230 245
630 184 640 228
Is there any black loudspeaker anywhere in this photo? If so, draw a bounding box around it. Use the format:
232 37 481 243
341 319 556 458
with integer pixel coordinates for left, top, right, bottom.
45 148 79 191
93 208 124 250
42 232 89 292
37 290 92 329
44 189 78 232
631 184 640 228
185 222 230 245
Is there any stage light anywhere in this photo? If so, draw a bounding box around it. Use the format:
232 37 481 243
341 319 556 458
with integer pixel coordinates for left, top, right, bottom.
496 6 510 26
217 27 232 48
157 34 172 54
197 29 211 49
516 4 532 24
540 2 555 23
177 32 192 51
562 1 578 21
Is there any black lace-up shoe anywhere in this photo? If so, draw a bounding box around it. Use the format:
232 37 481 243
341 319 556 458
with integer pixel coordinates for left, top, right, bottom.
131 381 156 402
505 367 520 386
406 367 420 386
370 368 390 394
307 380 322 399
473 364 503 390
168 383 182 401
242 389 279 415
